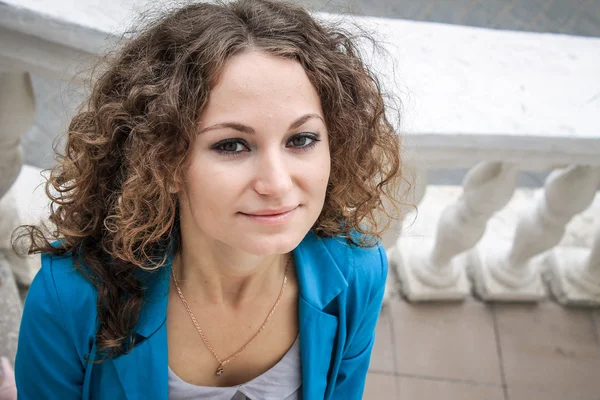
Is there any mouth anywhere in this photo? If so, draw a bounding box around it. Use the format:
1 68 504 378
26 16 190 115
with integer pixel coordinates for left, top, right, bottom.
239 206 298 224
243 206 298 216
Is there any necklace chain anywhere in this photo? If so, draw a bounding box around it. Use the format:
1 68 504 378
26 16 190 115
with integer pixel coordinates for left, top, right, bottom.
171 256 290 377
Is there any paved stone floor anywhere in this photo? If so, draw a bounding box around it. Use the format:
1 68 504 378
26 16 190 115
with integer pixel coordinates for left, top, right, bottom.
365 298 600 400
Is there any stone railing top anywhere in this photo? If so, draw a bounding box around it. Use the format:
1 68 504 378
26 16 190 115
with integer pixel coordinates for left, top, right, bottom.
0 0 149 53
357 16 600 140
1 0 599 169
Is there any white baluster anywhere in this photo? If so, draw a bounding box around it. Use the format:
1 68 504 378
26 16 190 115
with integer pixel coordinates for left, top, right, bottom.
0 72 36 285
384 163 428 303
0 71 35 361
381 162 428 250
471 165 600 301
544 222 600 306
0 72 34 197
394 162 518 301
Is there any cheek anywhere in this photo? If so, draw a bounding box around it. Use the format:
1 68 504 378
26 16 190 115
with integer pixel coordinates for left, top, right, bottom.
305 147 331 198
317 144 332 184
316 163 330 192
184 159 241 212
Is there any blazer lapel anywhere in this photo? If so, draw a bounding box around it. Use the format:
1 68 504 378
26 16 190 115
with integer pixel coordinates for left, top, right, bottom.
111 259 172 400
295 232 349 400
111 325 168 400
298 297 338 399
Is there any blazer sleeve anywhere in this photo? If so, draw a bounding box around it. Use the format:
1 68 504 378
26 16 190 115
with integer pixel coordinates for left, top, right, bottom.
15 254 85 399
330 242 388 399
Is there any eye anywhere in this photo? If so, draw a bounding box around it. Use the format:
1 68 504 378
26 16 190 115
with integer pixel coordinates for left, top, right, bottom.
287 133 320 150
212 139 249 155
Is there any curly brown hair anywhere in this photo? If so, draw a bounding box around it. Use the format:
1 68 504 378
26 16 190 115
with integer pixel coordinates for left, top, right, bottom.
13 0 404 359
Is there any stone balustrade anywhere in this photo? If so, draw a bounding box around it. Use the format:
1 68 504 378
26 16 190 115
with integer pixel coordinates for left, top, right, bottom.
358 17 600 306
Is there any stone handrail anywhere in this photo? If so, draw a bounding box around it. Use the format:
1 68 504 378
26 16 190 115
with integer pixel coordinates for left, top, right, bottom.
2 1 599 142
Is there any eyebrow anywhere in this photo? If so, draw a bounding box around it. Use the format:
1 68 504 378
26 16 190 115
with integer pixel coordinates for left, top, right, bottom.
197 113 324 135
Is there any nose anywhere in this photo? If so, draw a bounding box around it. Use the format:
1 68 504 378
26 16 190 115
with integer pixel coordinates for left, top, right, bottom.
253 148 293 197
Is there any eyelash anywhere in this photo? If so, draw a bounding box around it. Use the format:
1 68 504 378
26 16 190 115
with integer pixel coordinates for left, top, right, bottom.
212 133 321 156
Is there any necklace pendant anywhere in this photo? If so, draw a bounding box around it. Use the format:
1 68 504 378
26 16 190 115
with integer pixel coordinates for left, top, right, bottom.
216 364 224 376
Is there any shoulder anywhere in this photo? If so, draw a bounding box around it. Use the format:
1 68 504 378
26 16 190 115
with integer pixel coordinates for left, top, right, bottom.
312 233 388 353
25 251 98 343
16 251 100 392
36 252 98 309
314 232 388 296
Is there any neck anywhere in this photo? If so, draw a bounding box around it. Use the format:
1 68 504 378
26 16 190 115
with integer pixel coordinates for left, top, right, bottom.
173 238 289 308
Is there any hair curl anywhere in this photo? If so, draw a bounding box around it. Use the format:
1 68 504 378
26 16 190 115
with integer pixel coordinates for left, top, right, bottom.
13 0 404 359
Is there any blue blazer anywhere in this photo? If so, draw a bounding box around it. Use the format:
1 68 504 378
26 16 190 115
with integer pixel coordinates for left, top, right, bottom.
15 231 387 399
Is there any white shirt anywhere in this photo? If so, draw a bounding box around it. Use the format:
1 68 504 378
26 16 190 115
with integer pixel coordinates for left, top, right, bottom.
168 336 301 400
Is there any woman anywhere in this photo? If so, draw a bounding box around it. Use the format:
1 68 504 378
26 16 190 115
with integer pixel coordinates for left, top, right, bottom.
13 0 403 398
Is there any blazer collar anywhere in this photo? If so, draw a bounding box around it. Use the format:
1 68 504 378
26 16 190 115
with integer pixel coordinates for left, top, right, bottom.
293 231 349 310
134 230 349 340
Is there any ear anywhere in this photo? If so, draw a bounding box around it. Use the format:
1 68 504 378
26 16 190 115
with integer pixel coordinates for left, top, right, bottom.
169 179 181 194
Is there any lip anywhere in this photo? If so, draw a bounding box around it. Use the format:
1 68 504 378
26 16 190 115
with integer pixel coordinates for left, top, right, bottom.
243 206 298 216
240 206 298 225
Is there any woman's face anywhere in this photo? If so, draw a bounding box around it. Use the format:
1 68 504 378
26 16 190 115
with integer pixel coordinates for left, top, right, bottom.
178 51 331 256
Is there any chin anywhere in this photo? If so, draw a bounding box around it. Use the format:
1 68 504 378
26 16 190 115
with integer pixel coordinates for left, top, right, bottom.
235 231 306 256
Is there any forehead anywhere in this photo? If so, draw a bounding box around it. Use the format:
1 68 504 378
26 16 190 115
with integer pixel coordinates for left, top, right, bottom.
200 51 323 124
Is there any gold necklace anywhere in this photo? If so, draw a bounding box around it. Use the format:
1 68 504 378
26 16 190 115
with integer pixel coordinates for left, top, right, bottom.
171 256 290 377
